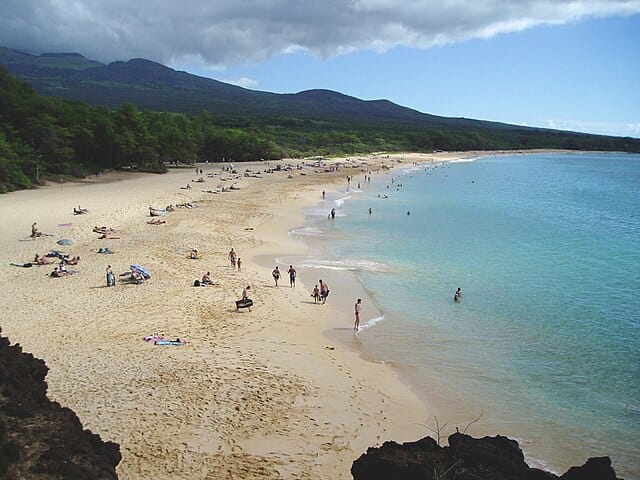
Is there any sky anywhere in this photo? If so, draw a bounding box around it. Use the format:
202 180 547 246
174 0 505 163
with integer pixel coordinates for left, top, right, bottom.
2 1 639 137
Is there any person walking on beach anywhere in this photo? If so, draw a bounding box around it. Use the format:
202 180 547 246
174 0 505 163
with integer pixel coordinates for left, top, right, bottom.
319 279 329 304
272 266 281 287
228 248 236 268
354 298 362 331
322 190 325 199
330 208 336 220
236 257 242 272
288 265 297 288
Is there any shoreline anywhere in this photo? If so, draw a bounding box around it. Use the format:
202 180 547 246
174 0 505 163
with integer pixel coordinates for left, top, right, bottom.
0 153 439 479
1 149 620 479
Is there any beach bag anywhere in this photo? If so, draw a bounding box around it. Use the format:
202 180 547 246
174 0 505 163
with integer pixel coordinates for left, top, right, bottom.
193 279 201 287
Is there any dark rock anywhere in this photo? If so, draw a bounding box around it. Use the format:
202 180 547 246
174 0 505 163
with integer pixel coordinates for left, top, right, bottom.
560 457 619 480
352 432 620 480
0 328 121 479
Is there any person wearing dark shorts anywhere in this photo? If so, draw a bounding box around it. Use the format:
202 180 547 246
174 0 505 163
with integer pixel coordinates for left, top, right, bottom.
288 265 297 287
319 279 329 304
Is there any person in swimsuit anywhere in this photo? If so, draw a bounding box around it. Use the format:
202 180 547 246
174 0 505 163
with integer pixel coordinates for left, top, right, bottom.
319 280 329 304
354 298 362 331
272 266 281 287
288 265 297 288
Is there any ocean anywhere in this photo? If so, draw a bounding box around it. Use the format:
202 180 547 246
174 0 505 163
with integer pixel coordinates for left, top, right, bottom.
291 152 640 478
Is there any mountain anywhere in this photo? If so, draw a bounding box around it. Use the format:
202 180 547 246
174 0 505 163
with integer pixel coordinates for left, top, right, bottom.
0 47 523 130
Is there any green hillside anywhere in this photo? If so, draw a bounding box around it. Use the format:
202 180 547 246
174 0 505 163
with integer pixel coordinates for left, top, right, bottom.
1 48 639 193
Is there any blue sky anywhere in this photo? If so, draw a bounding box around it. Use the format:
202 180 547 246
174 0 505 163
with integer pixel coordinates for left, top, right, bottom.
2 1 639 137
178 14 640 138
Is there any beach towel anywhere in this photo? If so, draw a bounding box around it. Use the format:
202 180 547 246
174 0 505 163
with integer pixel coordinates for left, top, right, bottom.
57 239 74 245
154 339 184 346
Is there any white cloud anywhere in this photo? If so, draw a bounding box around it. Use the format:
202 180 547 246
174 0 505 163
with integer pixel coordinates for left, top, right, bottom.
545 119 640 138
1 1 639 67
222 77 259 89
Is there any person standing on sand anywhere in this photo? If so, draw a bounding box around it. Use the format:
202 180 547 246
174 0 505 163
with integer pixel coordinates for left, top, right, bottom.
106 265 115 287
228 248 236 267
272 266 281 287
354 298 362 331
236 258 242 272
319 279 329 304
322 190 326 199
288 265 297 288
312 284 320 304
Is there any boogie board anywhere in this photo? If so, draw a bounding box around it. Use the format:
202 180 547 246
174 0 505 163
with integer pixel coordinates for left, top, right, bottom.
154 340 184 346
235 298 253 310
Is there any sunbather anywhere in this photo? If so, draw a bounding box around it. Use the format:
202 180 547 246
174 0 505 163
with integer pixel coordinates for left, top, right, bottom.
34 253 52 265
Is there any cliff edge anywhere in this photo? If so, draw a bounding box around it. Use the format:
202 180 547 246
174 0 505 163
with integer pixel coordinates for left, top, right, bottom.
0 329 121 479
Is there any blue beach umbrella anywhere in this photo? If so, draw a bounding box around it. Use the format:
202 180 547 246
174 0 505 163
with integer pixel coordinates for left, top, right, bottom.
130 264 151 279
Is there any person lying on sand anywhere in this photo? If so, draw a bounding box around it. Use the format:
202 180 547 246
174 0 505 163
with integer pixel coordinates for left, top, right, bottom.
62 255 80 266
93 226 114 234
34 253 53 265
51 265 67 277
147 218 166 225
73 205 89 214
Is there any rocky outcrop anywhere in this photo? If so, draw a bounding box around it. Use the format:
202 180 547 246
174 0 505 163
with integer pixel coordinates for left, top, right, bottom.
0 329 121 479
352 432 621 480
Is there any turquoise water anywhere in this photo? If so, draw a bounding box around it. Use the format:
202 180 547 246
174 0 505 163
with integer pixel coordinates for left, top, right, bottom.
301 153 640 477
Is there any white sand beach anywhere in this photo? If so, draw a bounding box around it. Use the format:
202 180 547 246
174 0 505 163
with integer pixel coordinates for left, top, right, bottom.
0 151 529 479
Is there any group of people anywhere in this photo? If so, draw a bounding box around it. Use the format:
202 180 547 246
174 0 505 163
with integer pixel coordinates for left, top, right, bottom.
271 265 297 288
311 279 330 304
228 248 241 271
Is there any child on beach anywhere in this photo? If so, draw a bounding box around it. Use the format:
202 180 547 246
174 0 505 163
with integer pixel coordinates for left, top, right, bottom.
312 285 320 304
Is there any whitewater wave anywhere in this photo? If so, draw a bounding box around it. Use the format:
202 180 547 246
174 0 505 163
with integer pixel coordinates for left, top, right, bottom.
357 315 385 332
335 195 351 206
295 258 392 273
289 226 325 237
449 157 479 163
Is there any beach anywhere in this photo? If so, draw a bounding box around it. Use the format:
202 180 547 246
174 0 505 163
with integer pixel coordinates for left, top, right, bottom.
0 152 476 479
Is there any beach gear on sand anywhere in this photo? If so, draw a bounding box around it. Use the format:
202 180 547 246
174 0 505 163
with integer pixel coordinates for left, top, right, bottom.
154 340 184 346
149 207 167 217
130 264 151 279
57 239 74 245
235 298 253 310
